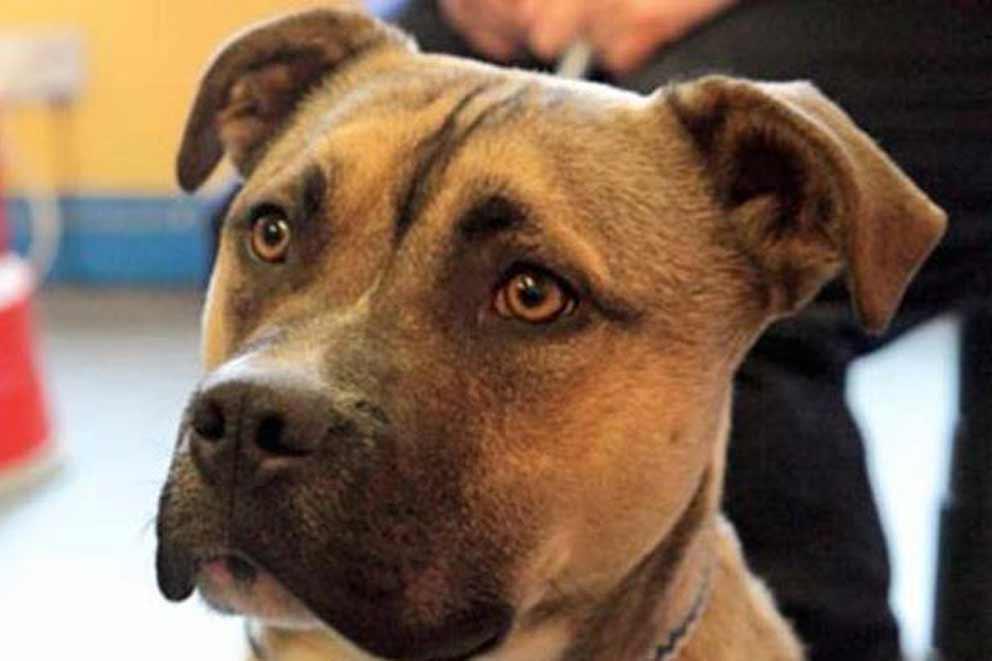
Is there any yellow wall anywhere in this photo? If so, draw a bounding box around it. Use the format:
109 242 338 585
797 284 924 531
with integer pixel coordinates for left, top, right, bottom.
1 0 335 194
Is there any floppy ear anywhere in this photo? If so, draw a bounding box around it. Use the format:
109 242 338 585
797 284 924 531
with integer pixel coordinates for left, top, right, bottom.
668 76 946 334
177 8 414 192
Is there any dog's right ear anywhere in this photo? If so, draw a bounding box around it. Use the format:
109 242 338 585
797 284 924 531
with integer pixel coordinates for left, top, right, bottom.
177 8 414 192
665 76 946 334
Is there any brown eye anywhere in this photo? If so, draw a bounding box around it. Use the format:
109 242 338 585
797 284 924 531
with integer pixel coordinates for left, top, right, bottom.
250 213 291 263
494 268 577 324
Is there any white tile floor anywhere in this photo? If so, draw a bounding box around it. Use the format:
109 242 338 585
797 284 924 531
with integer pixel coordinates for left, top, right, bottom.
0 289 958 660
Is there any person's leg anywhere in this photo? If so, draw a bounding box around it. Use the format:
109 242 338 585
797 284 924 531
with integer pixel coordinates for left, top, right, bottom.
727 317 899 661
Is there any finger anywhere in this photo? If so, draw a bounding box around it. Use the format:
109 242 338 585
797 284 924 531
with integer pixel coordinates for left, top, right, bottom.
518 0 540 24
441 0 523 59
527 0 587 61
591 0 737 74
599 33 660 75
493 0 534 32
442 0 520 41
439 0 473 33
583 0 630 57
475 0 537 42
465 28 520 61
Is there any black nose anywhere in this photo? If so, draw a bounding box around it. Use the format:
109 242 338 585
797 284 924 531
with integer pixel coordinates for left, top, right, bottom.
187 367 338 482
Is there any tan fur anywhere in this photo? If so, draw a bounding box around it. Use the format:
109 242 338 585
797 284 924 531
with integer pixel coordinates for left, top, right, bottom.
157 8 947 661
672 521 804 661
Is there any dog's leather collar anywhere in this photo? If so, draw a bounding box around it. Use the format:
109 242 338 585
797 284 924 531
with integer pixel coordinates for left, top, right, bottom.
649 560 713 661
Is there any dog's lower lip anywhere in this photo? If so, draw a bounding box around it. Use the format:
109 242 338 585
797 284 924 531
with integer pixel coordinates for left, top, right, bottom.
226 555 258 582
449 631 507 660
442 613 513 661
199 551 262 583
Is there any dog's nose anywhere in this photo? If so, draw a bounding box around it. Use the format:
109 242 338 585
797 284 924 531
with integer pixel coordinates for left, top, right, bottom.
187 367 337 481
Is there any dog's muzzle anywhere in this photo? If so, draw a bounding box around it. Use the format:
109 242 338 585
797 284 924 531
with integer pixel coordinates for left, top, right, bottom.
156 361 351 602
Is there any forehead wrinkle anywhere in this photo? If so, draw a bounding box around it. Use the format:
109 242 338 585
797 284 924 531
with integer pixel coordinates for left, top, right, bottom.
393 82 491 242
299 162 330 222
393 82 533 244
456 193 528 243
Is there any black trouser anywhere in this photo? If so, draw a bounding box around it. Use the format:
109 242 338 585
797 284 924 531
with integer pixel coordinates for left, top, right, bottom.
389 2 992 660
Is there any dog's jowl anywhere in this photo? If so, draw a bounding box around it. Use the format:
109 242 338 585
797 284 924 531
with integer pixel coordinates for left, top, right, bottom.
155 8 946 661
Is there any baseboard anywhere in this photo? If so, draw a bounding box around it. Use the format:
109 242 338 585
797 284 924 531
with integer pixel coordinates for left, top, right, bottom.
5 195 212 286
0 440 63 502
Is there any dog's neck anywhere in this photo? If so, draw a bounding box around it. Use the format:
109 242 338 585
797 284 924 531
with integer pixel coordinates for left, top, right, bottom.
552 471 716 661
562 545 715 661
246 563 715 661
247 475 722 661
481 517 803 661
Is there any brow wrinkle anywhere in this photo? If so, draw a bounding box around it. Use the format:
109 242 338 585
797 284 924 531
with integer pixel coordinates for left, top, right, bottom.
299 164 327 220
393 83 530 243
457 194 527 242
393 84 489 241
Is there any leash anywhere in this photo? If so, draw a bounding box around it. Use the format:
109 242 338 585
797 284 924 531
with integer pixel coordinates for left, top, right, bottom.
555 41 594 79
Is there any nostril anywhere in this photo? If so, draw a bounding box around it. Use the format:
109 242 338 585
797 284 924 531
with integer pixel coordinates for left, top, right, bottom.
191 400 225 441
255 413 307 457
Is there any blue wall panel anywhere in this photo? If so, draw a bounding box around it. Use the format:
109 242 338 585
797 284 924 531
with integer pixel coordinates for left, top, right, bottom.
5 196 211 286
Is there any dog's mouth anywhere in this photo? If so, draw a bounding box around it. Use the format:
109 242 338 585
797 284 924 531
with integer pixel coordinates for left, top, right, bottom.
197 552 324 628
198 554 512 660
206 553 258 583
157 545 323 628
157 545 513 659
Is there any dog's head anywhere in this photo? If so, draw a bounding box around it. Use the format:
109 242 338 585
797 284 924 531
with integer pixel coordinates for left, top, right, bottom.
156 8 945 660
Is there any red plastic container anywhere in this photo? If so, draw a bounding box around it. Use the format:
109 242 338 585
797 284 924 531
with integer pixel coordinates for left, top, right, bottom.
0 167 57 494
0 255 56 493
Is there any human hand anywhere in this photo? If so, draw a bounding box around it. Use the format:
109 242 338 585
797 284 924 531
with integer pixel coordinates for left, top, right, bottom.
439 0 532 62
441 0 736 74
579 0 736 74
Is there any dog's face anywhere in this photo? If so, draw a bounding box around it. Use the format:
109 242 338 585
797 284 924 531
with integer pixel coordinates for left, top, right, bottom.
156 9 945 661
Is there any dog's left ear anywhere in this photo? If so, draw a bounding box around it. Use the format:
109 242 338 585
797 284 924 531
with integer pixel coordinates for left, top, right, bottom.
177 8 414 192
666 76 946 334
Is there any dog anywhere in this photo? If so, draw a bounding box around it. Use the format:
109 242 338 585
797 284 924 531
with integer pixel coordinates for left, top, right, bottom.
155 8 946 660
